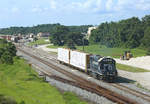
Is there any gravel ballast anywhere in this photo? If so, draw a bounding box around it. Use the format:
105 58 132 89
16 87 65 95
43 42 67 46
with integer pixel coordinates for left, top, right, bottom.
46 76 115 104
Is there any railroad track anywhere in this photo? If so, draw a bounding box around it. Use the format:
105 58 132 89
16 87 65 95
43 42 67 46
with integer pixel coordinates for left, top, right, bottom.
111 83 150 102
30 47 150 101
19 46 150 103
31 46 150 102
17 47 139 104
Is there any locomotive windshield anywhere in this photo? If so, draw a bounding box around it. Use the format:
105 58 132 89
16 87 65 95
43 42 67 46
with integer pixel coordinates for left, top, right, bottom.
103 61 113 64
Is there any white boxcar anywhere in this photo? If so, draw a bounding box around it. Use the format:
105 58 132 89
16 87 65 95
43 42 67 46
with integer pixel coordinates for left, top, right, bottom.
57 48 70 64
70 50 90 72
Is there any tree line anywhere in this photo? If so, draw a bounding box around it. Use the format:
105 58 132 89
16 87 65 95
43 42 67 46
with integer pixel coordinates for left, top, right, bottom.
49 25 89 49
0 24 92 35
0 39 17 64
89 15 150 52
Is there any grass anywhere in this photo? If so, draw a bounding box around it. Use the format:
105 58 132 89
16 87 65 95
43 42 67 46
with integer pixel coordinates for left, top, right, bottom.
47 45 65 49
63 92 87 104
136 83 150 92
47 44 147 58
0 57 88 104
116 63 150 72
76 45 147 58
28 38 50 46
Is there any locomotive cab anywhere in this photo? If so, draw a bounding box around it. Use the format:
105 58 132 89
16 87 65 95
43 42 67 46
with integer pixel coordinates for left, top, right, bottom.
89 55 117 82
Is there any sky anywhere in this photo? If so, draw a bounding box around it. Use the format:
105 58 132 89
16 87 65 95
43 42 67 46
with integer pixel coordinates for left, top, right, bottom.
0 0 150 28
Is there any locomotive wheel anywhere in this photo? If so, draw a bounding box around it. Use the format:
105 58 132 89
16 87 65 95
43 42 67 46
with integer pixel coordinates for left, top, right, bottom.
87 71 90 75
97 75 103 80
89 71 92 77
96 75 100 80
90 72 97 79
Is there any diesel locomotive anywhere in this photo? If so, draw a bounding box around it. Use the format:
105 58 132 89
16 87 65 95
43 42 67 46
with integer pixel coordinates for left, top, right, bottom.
88 55 118 81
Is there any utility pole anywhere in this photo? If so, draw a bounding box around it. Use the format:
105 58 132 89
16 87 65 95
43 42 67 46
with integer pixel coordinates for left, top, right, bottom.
82 37 84 51
81 32 86 52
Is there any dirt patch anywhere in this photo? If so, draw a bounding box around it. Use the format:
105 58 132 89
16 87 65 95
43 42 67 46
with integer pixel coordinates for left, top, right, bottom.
115 56 150 70
36 44 58 53
118 70 150 90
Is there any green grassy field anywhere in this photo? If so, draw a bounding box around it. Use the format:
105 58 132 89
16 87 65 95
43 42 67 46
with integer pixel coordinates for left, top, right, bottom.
47 44 147 58
47 45 65 49
0 57 87 104
116 63 150 72
28 38 50 46
77 45 147 58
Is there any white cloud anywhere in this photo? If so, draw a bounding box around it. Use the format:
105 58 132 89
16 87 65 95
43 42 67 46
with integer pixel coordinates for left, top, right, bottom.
32 6 42 13
114 0 128 11
106 0 113 11
50 0 57 9
113 0 150 11
93 0 102 12
31 5 50 13
12 7 19 13
136 0 150 10
30 0 150 15
68 0 103 13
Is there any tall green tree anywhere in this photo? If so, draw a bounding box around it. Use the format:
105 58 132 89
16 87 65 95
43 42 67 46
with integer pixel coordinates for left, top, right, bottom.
141 26 150 48
50 25 69 46
67 39 76 50
5 42 17 57
66 32 83 46
89 16 148 48
0 39 16 64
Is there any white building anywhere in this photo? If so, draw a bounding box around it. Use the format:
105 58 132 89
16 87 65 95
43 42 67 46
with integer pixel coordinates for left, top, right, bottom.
87 27 97 40
37 32 50 38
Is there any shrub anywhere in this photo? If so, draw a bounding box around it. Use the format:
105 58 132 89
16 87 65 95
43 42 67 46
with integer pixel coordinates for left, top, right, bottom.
146 48 150 55
0 95 17 104
0 48 5 58
1 51 13 64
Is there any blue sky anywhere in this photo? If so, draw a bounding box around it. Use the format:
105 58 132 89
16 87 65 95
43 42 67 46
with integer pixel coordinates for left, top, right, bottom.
0 0 150 28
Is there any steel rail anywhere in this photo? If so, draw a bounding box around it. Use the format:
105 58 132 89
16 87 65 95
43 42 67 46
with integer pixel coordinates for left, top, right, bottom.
111 83 150 102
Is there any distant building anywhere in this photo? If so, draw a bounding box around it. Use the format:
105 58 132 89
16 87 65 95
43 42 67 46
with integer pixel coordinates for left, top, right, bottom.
28 37 35 42
37 32 50 38
29 33 34 38
87 27 97 40
0 35 12 41
11 36 19 43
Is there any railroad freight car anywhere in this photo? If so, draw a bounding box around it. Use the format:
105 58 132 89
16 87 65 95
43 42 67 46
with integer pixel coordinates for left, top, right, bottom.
57 48 118 82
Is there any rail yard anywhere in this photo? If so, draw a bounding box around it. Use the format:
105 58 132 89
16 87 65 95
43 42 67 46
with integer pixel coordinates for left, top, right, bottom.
16 44 150 104
1 2 150 103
